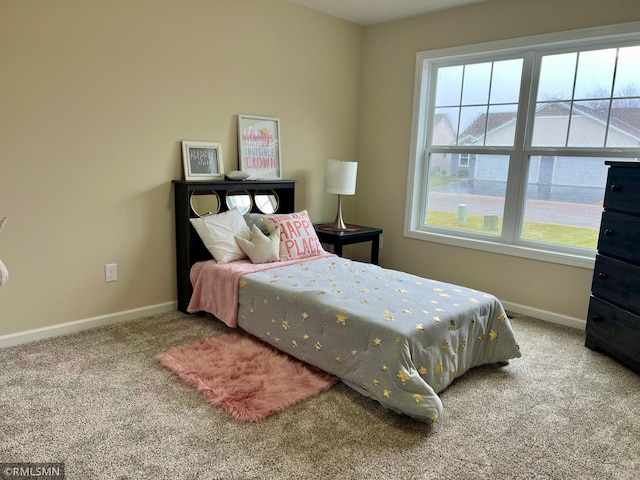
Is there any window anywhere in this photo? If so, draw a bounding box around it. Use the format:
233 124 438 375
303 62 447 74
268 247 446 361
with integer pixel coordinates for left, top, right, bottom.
406 23 640 268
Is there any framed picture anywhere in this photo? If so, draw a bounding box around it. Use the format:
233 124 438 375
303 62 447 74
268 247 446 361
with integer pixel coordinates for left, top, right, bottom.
237 115 282 179
181 141 225 180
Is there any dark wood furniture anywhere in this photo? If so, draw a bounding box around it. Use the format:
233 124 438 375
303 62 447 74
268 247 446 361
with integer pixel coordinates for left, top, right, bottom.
173 180 296 313
585 161 640 373
314 224 383 265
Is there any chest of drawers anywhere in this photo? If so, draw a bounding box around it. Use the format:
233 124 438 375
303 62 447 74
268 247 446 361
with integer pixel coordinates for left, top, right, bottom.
585 161 640 373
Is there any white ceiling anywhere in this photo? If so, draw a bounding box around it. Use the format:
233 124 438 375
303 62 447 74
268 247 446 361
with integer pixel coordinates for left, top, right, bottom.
288 0 489 26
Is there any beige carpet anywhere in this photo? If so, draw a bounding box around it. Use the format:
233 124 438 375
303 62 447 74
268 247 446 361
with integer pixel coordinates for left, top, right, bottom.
0 311 638 479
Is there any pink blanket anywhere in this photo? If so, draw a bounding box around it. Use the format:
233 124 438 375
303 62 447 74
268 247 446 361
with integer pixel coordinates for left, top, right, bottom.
187 254 334 327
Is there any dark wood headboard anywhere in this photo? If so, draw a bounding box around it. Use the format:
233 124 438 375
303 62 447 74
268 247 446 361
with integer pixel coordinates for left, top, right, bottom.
173 179 296 313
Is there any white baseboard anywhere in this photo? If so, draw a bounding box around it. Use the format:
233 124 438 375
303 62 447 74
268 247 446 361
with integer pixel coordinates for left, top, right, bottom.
0 299 584 349
502 301 586 331
0 301 177 348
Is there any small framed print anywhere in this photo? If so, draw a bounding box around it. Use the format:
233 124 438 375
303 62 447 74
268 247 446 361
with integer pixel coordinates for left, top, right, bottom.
181 141 224 181
237 115 282 179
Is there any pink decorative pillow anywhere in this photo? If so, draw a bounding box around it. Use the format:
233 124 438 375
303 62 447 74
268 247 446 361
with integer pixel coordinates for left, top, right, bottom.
265 210 325 261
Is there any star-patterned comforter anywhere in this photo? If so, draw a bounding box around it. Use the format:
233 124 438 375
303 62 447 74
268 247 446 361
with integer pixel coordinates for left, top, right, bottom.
237 256 521 423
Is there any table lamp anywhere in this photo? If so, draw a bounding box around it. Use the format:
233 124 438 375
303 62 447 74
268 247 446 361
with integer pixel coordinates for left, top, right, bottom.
325 159 358 230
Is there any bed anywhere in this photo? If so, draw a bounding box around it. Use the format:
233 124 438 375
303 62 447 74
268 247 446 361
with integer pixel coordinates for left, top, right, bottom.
173 180 521 423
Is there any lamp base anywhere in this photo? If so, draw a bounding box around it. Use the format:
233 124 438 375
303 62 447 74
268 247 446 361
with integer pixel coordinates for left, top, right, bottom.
330 194 348 230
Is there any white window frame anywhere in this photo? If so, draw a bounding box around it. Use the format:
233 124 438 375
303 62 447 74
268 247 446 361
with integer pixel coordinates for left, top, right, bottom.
404 22 640 269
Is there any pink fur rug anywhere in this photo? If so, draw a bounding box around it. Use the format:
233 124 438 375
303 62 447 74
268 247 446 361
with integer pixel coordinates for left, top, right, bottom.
156 333 338 421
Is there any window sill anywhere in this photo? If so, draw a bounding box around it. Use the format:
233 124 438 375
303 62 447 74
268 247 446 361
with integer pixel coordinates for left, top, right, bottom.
404 228 596 270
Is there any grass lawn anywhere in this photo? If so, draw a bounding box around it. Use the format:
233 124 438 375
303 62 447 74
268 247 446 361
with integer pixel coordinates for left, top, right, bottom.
427 211 598 249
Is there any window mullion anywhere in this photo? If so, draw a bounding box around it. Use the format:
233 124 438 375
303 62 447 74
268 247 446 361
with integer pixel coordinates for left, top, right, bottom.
503 52 535 243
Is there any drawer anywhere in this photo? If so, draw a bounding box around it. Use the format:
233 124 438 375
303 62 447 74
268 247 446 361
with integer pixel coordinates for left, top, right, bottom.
604 166 640 215
586 296 640 369
598 212 640 263
591 254 640 316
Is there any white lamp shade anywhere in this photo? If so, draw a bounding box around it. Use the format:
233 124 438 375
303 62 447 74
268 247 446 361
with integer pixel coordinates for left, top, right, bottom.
325 159 358 195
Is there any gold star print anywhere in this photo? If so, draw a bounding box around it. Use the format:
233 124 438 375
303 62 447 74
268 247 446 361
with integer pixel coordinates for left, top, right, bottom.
317 291 326 296
431 414 438 423
373 338 382 346
301 312 308 320
271 319 276 324
333 290 342 295
422 310 429 315
383 389 391 398
336 311 349 325
416 324 424 331
361 299 369 304
461 339 467 348
270 279 278 283
434 288 445 293
470 298 479 303
433 316 441 323
396 336 403 343
489 329 498 340
239 279 247 288
352 350 358 356
478 333 485 341
381 364 388 372
397 370 410 385
381 308 392 315
418 366 428 375
498 313 507 321
292 340 298 348
443 341 450 351
282 321 289 330
396 288 408 294
335 357 341 364
373 379 379 386
413 394 424 403
303 334 309 340
385 316 395 322
402 308 412 314
449 320 456 330
440 293 450 297
435 308 444 312
275 337 280 343
294 292 301 298
315 342 322 351
435 363 443 374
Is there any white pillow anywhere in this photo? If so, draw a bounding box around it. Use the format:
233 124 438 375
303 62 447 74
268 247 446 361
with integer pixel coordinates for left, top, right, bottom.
236 224 281 264
265 210 325 261
190 208 251 264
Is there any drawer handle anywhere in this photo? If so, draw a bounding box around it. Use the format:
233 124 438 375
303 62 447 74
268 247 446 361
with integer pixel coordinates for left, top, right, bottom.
610 184 622 192
598 272 608 280
592 314 603 322
604 229 614 236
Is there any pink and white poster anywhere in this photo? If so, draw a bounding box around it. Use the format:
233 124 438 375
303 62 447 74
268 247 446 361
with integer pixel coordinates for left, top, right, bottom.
237 115 282 179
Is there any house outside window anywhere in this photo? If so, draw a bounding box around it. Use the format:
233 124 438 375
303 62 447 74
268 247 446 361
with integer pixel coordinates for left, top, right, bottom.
405 23 640 268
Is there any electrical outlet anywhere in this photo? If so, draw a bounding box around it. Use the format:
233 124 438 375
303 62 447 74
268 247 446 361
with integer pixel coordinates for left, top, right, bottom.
105 263 117 283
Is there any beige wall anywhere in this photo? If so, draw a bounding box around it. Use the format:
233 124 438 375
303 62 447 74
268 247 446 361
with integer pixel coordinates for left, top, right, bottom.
0 0 362 336
356 0 640 321
2 0 639 339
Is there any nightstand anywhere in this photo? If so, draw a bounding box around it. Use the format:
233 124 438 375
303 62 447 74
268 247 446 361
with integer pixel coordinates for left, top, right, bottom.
314 224 383 265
